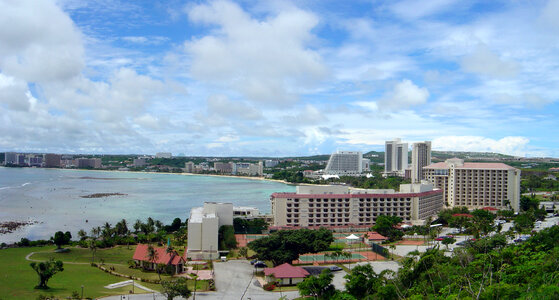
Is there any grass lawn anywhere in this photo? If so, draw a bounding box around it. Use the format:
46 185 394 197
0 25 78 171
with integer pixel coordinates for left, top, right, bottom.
31 245 135 265
0 246 159 300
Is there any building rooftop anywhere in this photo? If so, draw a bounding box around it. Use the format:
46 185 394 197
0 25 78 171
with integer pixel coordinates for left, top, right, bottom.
425 161 516 170
264 263 310 278
132 244 185 265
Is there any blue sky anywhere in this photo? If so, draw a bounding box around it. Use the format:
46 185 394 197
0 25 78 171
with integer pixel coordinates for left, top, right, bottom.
1 0 558 157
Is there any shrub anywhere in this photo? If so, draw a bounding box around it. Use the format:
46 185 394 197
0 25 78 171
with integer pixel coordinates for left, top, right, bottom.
263 282 276 291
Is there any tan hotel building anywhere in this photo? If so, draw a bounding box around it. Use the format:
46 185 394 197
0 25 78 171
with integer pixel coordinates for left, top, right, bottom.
423 158 521 212
270 184 443 227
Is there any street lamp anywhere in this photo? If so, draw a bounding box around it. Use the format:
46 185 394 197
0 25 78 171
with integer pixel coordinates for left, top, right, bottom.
81 285 84 299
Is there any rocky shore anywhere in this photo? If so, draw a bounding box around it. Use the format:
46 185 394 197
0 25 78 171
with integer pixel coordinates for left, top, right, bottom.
80 192 127 198
0 220 39 234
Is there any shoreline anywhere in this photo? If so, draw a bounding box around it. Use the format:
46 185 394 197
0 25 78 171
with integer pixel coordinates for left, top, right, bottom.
0 166 295 186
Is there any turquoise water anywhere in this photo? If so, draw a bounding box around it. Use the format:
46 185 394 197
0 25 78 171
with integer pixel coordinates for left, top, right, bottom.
0 167 295 243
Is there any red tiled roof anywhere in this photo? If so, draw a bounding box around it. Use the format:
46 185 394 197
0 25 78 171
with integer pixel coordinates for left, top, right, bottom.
425 162 516 170
271 189 443 199
481 207 498 211
133 244 185 266
452 213 473 218
264 263 310 278
366 232 387 240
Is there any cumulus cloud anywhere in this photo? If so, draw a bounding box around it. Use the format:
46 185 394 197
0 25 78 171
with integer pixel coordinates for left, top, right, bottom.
377 79 429 111
206 95 263 120
0 73 32 111
432 136 530 156
0 0 84 82
184 0 327 105
461 46 519 78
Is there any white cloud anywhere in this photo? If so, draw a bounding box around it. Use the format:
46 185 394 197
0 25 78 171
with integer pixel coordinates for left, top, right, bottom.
184 0 327 105
0 73 31 111
461 45 519 78
0 0 84 82
206 95 262 120
377 79 429 111
432 136 530 156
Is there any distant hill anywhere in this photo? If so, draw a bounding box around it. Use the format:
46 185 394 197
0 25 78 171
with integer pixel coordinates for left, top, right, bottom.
363 150 516 164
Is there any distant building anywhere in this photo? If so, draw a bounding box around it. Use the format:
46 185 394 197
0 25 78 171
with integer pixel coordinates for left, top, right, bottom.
155 152 172 159
265 160 279 168
17 154 27 166
232 161 263 176
75 158 102 169
28 155 43 167
132 244 185 274
324 151 363 175
233 206 260 218
384 138 408 177
411 141 431 183
44 154 62 168
214 162 233 174
187 202 233 260
423 158 521 211
133 157 147 167
270 183 443 227
184 161 195 173
4 152 17 165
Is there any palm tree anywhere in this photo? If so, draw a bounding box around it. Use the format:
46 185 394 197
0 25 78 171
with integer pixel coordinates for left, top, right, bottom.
90 226 100 239
146 245 159 270
89 239 97 263
134 219 142 233
77 229 87 241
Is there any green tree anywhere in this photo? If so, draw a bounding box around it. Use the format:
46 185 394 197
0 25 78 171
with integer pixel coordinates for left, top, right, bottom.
161 277 191 300
441 237 456 250
52 231 71 249
77 229 87 241
88 238 97 263
238 247 248 258
297 268 336 300
249 228 334 266
30 259 64 289
372 215 403 242
344 264 382 299
218 225 237 250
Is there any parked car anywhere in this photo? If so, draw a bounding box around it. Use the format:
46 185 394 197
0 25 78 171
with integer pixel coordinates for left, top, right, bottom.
435 235 454 241
328 266 343 272
254 261 267 268
250 259 258 265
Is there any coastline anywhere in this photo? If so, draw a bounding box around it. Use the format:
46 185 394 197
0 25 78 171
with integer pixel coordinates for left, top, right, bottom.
0 166 295 186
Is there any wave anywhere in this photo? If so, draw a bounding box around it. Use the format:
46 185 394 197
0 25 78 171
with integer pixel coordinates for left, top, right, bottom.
21 182 31 187
0 182 32 191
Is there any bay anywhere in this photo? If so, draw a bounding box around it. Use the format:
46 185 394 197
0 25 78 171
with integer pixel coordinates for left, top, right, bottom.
0 167 295 243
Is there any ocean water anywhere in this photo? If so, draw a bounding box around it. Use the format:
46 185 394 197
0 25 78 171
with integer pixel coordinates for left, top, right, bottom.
0 167 295 243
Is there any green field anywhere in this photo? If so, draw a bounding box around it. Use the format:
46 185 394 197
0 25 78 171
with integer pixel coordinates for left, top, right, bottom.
0 246 161 300
30 245 136 265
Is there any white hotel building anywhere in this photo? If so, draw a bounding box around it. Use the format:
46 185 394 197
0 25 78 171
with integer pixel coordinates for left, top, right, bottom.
423 158 521 211
270 184 443 227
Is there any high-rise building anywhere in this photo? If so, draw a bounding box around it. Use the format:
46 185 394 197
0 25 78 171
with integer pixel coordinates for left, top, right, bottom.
44 154 62 168
423 158 521 211
4 152 17 165
384 139 408 176
324 151 363 175
187 202 233 260
411 141 431 183
155 152 172 158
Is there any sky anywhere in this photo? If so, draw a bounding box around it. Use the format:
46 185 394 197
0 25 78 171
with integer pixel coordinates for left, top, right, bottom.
1 0 558 157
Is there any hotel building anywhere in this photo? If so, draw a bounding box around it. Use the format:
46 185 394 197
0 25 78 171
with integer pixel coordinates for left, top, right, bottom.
411 141 431 183
384 138 408 177
270 184 443 227
324 151 369 176
423 158 521 211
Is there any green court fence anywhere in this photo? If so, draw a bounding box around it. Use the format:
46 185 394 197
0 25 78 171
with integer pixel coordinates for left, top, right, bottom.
371 243 389 258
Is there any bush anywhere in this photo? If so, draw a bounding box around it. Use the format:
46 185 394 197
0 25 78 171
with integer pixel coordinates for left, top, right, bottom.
263 282 276 291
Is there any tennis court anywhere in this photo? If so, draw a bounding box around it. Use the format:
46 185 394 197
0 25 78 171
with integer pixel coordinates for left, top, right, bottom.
298 252 366 262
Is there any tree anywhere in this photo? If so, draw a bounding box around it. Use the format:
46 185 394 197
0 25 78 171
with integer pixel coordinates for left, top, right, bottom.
238 247 248 258
161 277 191 300
249 228 334 266
297 268 336 300
441 237 456 250
77 229 87 241
89 239 97 263
372 215 403 242
133 219 142 233
169 217 182 232
218 225 237 250
344 264 382 299
30 259 64 289
52 231 71 249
